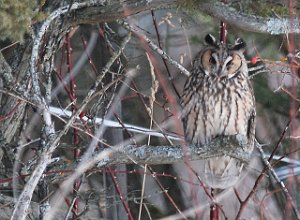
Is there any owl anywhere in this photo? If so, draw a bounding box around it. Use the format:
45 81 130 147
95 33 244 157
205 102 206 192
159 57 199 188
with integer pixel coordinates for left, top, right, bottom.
180 34 256 189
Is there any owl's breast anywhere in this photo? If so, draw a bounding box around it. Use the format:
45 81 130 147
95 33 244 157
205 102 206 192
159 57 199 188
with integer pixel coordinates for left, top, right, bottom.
181 76 254 145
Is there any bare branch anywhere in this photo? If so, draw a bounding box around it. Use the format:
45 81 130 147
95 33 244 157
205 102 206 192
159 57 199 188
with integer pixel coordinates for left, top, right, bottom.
11 32 132 220
200 2 300 35
119 20 191 77
45 134 251 219
6 0 300 219
256 143 300 219
49 106 181 140
26 0 300 61
69 0 177 24
96 135 251 167
46 0 300 35
0 53 14 86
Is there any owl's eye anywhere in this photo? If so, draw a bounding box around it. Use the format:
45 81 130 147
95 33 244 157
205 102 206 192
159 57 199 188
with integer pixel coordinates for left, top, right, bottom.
226 54 242 77
201 49 213 73
226 60 233 68
209 57 216 65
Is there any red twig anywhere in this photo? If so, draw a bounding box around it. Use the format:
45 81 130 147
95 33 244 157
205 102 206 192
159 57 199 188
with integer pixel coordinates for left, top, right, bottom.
107 167 135 220
209 189 219 220
66 32 81 216
113 112 137 145
219 0 228 44
268 117 293 162
186 164 227 219
0 101 21 121
54 70 75 100
234 113 299 218
235 169 265 219
150 10 180 98
219 21 227 45
81 36 100 76
147 166 188 220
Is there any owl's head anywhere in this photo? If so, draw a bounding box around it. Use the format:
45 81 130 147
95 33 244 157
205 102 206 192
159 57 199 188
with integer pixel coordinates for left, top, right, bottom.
193 34 247 79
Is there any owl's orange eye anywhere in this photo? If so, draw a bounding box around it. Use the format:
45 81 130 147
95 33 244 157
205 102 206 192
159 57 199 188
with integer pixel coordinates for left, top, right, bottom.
201 49 213 73
226 60 233 67
227 54 242 75
209 57 216 65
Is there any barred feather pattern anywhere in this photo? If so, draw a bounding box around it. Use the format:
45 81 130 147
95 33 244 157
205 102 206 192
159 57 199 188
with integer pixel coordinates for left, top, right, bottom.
180 36 256 189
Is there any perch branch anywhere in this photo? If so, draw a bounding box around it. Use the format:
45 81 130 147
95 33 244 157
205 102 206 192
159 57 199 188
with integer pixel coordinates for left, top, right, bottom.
96 135 251 167
44 134 252 219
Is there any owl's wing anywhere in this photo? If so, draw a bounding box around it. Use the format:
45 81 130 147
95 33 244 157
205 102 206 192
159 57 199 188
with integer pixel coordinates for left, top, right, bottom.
180 101 191 133
247 109 256 150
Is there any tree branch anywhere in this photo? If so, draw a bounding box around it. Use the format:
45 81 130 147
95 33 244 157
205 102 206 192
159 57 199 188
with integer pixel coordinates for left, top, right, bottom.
55 0 300 35
44 134 252 219
200 2 300 35
8 0 299 218
11 31 131 220
118 19 190 76
97 134 251 167
256 143 300 219
0 53 14 86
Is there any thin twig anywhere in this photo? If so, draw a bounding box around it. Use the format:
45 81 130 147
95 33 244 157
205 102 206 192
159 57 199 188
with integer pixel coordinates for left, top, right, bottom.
150 10 180 98
65 31 81 216
12 31 132 220
138 53 159 220
44 33 132 220
118 19 191 77
256 143 300 219
235 140 300 219
107 167 135 220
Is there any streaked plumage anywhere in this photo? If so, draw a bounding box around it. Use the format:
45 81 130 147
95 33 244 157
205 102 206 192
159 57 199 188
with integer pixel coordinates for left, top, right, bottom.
181 34 256 189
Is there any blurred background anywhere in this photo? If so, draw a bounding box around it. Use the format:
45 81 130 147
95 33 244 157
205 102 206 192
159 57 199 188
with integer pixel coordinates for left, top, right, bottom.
0 1 299 219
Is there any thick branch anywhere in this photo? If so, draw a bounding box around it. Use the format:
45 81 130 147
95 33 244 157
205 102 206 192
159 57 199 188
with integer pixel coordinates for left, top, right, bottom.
72 0 177 24
97 134 251 167
201 2 300 35
45 134 252 219
12 32 131 220
59 0 300 34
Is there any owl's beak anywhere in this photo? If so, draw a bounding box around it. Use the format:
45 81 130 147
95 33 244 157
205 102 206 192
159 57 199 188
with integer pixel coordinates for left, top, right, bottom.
217 65 226 77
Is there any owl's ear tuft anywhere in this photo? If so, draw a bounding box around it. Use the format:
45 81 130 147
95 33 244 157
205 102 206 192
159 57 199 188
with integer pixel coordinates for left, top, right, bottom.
232 38 246 51
205 34 217 46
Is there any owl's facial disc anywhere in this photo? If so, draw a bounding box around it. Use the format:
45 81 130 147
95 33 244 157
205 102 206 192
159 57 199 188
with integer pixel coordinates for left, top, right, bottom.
225 53 243 78
201 49 242 78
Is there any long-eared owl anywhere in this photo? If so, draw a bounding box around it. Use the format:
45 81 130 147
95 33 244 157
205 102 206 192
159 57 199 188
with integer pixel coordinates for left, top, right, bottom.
180 34 256 189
